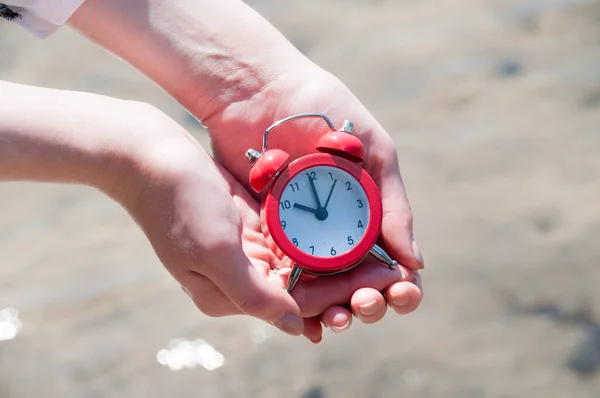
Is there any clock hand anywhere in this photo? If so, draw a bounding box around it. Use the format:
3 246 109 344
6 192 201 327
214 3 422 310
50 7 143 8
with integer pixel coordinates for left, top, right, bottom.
307 175 323 209
323 179 337 209
293 203 318 214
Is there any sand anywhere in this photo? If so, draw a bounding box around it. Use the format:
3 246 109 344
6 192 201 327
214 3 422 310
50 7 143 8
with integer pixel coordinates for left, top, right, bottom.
1 0 600 397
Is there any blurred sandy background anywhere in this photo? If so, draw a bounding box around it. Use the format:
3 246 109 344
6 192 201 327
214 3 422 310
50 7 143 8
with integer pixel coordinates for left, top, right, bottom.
1 0 600 397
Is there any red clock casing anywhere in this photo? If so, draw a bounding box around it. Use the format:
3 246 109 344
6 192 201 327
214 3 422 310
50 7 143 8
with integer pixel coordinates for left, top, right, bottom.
261 152 382 275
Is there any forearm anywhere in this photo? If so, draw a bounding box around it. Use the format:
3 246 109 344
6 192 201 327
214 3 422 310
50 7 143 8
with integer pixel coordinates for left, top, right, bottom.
68 0 317 121
0 80 144 194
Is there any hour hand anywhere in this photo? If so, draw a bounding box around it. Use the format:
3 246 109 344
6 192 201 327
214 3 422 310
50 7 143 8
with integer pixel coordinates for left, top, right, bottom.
293 203 318 214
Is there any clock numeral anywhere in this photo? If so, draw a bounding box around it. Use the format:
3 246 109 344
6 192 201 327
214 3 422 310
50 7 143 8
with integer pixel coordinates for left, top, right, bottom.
281 221 287 229
345 181 352 191
347 236 354 245
357 199 364 208
306 171 317 180
280 200 291 210
292 238 299 246
309 245 315 255
330 247 337 256
357 220 364 228
289 182 300 192
328 172 334 180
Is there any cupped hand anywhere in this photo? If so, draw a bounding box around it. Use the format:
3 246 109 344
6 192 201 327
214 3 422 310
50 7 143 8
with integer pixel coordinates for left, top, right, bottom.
118 106 420 343
200 68 425 337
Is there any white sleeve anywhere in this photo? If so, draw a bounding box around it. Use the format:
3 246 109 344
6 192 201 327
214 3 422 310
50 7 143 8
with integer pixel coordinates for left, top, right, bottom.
2 0 86 38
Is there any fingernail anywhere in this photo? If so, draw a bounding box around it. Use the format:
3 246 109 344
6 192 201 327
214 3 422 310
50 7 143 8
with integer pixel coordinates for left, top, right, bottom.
311 336 322 344
331 313 352 333
359 300 380 316
412 240 425 269
331 319 351 333
390 284 410 307
273 313 304 336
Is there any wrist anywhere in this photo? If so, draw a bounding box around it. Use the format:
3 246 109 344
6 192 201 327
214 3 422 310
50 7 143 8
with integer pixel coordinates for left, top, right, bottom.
103 105 227 217
69 0 320 124
96 104 204 207
181 49 319 123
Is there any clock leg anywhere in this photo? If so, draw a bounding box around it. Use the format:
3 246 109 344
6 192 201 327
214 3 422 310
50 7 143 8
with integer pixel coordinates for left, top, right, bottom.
370 244 398 269
285 266 303 294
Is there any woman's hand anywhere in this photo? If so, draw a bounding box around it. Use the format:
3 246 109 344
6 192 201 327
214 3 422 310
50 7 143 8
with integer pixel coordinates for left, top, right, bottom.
122 110 420 343
68 0 424 341
198 68 424 339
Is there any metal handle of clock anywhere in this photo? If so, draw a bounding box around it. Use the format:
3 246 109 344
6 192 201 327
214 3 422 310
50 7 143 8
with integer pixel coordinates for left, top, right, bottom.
261 113 336 152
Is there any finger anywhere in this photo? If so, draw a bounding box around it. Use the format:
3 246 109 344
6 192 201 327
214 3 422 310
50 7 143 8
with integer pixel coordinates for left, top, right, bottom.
385 269 423 315
372 141 424 271
302 316 323 344
289 257 408 318
181 272 241 317
385 282 422 315
350 288 387 323
321 306 353 333
412 269 423 292
204 249 304 336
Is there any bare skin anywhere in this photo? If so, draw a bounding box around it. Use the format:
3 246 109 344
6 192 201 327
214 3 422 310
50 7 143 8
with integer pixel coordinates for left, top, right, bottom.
68 0 424 341
1 0 424 343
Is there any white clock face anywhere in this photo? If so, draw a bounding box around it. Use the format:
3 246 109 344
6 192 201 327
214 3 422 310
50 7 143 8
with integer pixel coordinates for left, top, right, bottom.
278 165 370 257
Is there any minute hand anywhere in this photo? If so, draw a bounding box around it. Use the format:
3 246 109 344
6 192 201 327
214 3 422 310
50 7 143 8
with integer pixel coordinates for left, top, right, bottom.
323 179 337 209
307 175 322 209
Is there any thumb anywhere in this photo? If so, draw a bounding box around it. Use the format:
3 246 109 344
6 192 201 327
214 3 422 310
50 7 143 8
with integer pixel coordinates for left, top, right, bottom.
377 152 424 270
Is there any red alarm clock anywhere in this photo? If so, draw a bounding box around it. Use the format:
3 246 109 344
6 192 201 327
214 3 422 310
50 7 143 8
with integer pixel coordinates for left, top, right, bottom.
245 114 398 293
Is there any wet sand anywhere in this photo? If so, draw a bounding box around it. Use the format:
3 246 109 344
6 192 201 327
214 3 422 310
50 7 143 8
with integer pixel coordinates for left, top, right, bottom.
1 1 600 397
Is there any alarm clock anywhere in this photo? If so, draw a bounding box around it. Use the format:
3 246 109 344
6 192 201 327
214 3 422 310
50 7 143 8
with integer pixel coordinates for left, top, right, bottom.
245 113 398 293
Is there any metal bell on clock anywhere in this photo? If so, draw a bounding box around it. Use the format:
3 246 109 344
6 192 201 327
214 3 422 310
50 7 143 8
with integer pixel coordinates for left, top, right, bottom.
316 120 365 162
245 148 290 193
